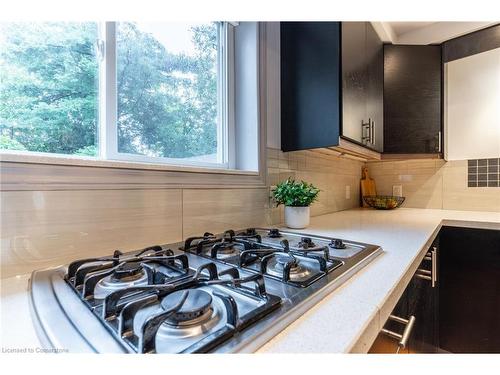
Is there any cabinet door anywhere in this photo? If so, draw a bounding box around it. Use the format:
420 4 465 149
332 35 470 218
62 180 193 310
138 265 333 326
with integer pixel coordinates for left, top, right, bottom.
341 22 367 145
384 45 442 154
439 226 500 353
280 22 341 152
365 22 384 152
407 243 439 353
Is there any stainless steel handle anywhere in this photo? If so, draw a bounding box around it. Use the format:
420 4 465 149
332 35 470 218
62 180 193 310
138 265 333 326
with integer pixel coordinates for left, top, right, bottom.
431 247 437 288
437 131 442 153
361 119 371 145
381 315 416 353
415 273 432 281
418 247 437 287
370 119 375 145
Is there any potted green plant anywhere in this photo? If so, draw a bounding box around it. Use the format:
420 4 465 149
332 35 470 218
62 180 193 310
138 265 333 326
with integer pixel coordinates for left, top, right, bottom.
272 178 320 229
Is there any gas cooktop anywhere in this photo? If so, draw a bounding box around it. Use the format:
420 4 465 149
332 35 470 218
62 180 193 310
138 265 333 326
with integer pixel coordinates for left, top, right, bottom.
29 228 382 353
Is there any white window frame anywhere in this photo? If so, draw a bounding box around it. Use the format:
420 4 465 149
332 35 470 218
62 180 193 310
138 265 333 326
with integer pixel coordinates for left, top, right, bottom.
1 22 267 191
99 21 235 169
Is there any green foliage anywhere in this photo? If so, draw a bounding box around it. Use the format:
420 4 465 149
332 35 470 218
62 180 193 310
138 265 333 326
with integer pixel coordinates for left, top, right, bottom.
115 22 218 159
74 145 98 156
0 135 26 150
0 22 98 154
0 22 219 159
272 178 320 207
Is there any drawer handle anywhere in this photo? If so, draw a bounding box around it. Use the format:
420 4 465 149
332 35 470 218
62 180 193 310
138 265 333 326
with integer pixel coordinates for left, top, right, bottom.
381 315 416 353
415 273 432 281
417 247 438 287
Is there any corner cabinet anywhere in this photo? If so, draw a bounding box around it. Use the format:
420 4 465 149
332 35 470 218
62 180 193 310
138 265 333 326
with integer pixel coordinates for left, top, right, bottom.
383 45 442 155
280 22 383 154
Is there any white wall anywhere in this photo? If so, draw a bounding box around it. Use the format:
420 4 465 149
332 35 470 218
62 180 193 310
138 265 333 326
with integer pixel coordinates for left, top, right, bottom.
445 48 500 160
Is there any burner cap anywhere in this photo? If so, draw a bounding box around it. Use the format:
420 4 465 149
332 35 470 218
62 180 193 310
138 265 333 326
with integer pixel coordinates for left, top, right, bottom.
113 261 144 280
266 254 310 280
329 239 346 249
161 289 213 323
276 254 297 267
243 228 257 236
268 228 282 238
299 237 316 249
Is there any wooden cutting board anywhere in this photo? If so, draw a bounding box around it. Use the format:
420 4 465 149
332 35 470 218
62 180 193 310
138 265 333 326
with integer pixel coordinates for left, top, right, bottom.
360 166 377 207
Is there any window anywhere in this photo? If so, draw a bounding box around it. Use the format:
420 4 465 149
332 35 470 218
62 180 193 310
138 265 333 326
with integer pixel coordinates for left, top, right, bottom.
1 21 239 169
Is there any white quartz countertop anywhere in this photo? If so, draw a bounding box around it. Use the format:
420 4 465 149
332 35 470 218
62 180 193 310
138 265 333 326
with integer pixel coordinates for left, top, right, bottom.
1 208 499 353
256 208 500 353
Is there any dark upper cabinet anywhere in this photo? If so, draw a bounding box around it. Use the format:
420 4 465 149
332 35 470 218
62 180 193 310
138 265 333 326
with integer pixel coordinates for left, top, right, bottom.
342 22 384 152
341 22 367 146
281 22 341 152
280 22 383 153
383 45 442 154
365 23 384 152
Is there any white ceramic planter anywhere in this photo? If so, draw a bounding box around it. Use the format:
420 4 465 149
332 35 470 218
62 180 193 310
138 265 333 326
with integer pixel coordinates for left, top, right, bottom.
284 206 310 229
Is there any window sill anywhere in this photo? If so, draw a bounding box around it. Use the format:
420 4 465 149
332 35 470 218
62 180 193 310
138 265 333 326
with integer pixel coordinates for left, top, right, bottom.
0 151 266 191
0 151 258 175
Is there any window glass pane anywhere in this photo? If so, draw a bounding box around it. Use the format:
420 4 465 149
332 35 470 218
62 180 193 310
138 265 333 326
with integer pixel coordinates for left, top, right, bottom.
116 22 221 163
0 22 99 156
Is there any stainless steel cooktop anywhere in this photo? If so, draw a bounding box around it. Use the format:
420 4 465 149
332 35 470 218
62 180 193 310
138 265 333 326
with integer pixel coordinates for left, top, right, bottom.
29 227 382 353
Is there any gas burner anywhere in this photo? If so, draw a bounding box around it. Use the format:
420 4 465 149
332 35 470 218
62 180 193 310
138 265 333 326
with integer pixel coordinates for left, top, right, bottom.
329 239 346 249
234 228 262 242
298 237 316 249
161 289 214 326
97 262 281 353
65 251 193 300
210 241 247 259
267 228 282 238
238 228 256 236
112 261 144 281
94 265 149 299
266 254 311 280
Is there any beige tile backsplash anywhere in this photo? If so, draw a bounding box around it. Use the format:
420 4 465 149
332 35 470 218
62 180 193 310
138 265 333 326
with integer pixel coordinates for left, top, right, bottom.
367 159 500 212
2 151 498 278
0 149 363 277
266 148 364 224
182 188 269 238
1 189 183 278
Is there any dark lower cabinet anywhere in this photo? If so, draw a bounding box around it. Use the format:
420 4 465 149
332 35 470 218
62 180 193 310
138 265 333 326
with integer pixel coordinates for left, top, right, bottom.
370 226 500 354
369 239 438 353
407 242 439 353
439 226 500 353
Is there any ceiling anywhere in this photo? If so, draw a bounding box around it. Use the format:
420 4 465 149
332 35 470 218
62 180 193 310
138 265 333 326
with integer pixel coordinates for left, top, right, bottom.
371 22 496 44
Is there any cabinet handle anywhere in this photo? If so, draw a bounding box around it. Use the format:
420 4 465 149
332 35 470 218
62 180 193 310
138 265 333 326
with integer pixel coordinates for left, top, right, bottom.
437 131 442 153
431 247 437 288
381 315 416 353
417 247 437 287
370 119 375 145
361 119 371 145
415 273 432 281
